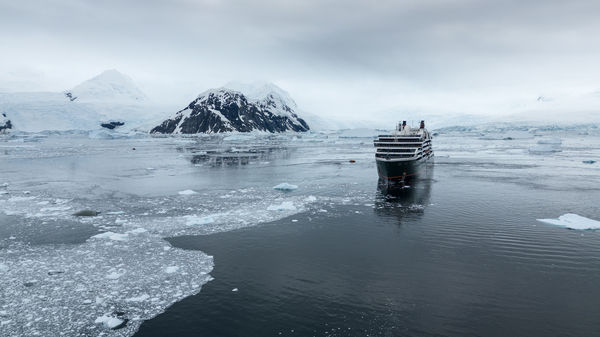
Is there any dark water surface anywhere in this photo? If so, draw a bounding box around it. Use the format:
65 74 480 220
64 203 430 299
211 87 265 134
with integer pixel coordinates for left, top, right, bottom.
135 172 600 337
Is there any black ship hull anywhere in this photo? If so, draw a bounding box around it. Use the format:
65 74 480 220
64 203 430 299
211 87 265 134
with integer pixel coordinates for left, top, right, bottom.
376 155 432 181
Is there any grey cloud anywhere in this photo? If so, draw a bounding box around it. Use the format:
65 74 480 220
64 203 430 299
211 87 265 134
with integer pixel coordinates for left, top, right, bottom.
1 0 599 119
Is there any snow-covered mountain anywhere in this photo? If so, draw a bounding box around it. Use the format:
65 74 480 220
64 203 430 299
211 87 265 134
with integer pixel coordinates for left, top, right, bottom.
151 86 309 134
65 69 148 103
0 70 166 132
224 81 348 130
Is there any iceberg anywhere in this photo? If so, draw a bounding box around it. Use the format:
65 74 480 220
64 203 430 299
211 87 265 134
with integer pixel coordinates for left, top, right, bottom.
537 213 600 230
95 313 125 330
273 183 298 191
91 231 129 241
178 189 198 195
529 138 562 153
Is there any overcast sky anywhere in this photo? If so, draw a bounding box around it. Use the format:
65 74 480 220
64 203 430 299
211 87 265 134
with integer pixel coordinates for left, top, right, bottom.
1 0 600 122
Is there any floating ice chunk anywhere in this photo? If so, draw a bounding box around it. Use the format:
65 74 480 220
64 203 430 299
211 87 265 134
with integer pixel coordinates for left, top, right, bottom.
126 228 148 234
409 204 425 212
529 138 563 153
8 196 36 202
106 271 123 279
537 138 562 144
91 231 129 241
106 211 125 215
537 214 600 230
223 134 256 141
185 215 215 226
126 294 150 302
94 314 124 329
273 183 298 191
304 195 317 202
529 144 561 153
165 266 179 274
178 189 198 195
267 201 297 211
232 288 238 292
480 130 533 140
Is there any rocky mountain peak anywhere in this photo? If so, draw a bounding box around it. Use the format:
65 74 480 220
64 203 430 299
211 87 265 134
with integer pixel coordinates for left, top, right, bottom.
151 86 309 134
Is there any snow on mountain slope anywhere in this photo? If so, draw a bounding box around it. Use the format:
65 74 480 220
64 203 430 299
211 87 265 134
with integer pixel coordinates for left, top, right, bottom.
66 69 148 103
0 70 168 132
225 81 297 110
506 91 600 124
151 87 309 134
224 81 316 130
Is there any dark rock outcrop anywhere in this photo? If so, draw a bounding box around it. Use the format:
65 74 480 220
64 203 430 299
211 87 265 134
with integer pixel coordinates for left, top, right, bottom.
0 113 12 133
151 89 309 134
101 121 125 129
65 92 78 101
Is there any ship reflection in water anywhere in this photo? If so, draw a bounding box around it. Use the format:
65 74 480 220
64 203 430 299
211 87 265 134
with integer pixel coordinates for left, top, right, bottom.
375 167 433 220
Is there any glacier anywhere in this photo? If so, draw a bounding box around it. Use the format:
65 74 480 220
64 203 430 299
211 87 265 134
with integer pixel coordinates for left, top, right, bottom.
0 70 170 133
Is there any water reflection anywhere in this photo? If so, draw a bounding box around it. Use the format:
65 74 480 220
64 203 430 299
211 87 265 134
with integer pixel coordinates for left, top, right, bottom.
177 143 293 168
374 167 433 219
190 150 264 167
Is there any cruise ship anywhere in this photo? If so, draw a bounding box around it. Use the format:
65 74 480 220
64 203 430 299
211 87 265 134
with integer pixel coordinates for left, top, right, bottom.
374 120 433 181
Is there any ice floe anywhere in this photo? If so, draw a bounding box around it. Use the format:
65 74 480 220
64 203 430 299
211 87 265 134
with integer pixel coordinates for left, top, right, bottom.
184 215 216 226
537 138 562 144
267 201 297 211
529 138 562 153
537 213 600 230
529 144 562 153
178 189 198 195
95 313 126 330
0 132 391 337
0 234 213 336
91 231 129 241
273 183 298 191
304 195 317 202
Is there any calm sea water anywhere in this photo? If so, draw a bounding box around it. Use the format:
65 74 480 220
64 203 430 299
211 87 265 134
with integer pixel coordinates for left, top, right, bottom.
2 129 600 336
136 164 600 337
